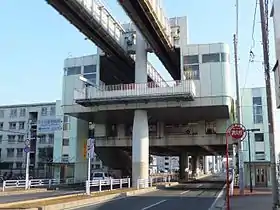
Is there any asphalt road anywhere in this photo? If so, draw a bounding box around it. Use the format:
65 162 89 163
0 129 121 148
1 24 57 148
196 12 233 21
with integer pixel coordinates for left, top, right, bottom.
0 173 225 205
75 182 224 210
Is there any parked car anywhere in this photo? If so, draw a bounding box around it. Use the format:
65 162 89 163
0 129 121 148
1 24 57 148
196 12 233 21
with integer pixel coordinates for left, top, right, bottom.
91 172 111 180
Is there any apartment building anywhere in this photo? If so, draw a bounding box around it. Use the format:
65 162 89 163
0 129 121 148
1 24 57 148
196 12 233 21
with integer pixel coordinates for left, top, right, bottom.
156 156 180 172
0 102 56 177
241 87 271 187
0 101 104 180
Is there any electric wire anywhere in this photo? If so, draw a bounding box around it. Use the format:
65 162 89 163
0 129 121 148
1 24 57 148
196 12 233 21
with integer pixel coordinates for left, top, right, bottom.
240 0 259 106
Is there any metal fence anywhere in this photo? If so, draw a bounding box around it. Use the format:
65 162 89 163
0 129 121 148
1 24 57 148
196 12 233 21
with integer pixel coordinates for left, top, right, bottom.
86 178 130 193
74 80 195 100
2 179 59 191
2 176 175 193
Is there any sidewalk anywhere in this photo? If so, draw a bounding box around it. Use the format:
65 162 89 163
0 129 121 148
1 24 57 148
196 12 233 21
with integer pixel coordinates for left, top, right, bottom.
230 188 272 210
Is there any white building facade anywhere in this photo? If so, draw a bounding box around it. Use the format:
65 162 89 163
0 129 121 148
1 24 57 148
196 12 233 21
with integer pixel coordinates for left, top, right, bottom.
52 101 103 182
241 87 271 187
0 102 57 178
271 0 280 108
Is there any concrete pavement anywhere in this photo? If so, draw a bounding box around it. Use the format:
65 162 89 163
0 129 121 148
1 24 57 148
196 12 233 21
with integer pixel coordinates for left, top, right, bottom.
230 188 272 210
75 182 223 210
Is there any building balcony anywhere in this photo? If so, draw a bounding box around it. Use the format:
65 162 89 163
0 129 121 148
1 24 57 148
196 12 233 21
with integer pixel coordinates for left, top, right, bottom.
74 80 196 106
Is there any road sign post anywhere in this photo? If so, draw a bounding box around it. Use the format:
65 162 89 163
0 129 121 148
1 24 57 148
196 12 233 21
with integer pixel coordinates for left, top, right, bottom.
225 123 246 210
86 138 95 195
24 138 31 190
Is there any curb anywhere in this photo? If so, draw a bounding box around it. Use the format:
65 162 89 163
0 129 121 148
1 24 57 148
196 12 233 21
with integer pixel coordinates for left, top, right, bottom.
0 187 158 210
0 188 48 196
208 184 226 210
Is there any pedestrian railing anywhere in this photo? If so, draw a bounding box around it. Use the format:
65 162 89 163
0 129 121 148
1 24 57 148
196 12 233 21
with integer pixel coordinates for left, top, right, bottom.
85 178 130 195
2 179 60 191
137 175 173 189
2 180 26 191
29 179 58 188
137 178 151 189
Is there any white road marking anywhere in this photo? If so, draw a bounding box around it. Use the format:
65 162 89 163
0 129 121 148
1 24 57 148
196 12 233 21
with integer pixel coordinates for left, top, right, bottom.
180 190 190 195
141 200 167 210
196 184 203 188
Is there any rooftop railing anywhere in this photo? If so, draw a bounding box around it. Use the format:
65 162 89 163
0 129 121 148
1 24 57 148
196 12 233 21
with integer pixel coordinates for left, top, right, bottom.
74 80 195 101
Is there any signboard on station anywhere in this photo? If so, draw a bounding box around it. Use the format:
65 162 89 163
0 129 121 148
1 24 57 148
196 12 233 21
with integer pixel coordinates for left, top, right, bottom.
87 138 95 159
37 118 62 133
83 139 87 160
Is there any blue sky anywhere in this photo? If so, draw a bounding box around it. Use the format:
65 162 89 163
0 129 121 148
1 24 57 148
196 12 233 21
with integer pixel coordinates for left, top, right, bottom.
0 0 279 149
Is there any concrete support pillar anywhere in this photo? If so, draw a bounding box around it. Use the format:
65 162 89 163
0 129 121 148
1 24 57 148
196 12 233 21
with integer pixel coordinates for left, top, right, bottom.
204 156 209 174
156 122 164 137
179 152 189 181
212 156 216 173
217 156 222 172
135 30 147 84
191 156 198 177
132 30 149 187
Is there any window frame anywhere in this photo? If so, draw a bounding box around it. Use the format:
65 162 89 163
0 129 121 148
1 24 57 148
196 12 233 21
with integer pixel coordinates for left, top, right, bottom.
202 53 220 63
10 109 17 118
183 64 200 80
83 65 97 74
183 55 199 65
254 133 264 142
62 138 70 146
67 66 81 76
19 108 26 117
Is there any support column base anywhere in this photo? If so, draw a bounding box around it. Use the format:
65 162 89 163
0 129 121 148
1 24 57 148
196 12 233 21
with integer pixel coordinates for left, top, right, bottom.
132 161 149 187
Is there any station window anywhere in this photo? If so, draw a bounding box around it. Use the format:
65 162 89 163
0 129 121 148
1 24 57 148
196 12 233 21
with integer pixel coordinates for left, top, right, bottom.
83 65 97 74
221 53 229 62
183 64 200 80
205 121 216 134
202 53 220 63
67 66 81 76
183 55 199 65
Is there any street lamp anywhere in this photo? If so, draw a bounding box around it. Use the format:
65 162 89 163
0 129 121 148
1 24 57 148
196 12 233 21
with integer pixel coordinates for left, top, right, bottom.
246 128 260 193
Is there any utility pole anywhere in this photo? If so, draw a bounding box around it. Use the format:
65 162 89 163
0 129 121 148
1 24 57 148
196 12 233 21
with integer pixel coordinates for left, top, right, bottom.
233 0 244 195
259 0 280 209
234 34 244 195
25 121 31 190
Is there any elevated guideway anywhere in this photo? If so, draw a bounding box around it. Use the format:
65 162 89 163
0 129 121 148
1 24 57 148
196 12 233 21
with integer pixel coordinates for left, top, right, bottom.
46 0 167 84
118 0 181 80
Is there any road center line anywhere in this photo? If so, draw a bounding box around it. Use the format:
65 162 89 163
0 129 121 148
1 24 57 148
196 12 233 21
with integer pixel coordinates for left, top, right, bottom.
141 200 167 210
180 190 190 194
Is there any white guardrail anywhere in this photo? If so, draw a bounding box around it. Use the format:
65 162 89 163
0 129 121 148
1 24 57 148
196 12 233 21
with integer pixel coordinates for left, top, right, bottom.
86 178 130 194
2 179 59 191
137 176 172 189
2 176 174 193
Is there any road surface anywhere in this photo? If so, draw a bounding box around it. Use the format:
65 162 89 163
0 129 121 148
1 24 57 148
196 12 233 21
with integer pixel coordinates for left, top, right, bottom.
75 182 224 210
0 173 225 206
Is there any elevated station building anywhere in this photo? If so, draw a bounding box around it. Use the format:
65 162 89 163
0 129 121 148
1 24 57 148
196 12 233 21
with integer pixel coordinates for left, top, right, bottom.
47 0 235 184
